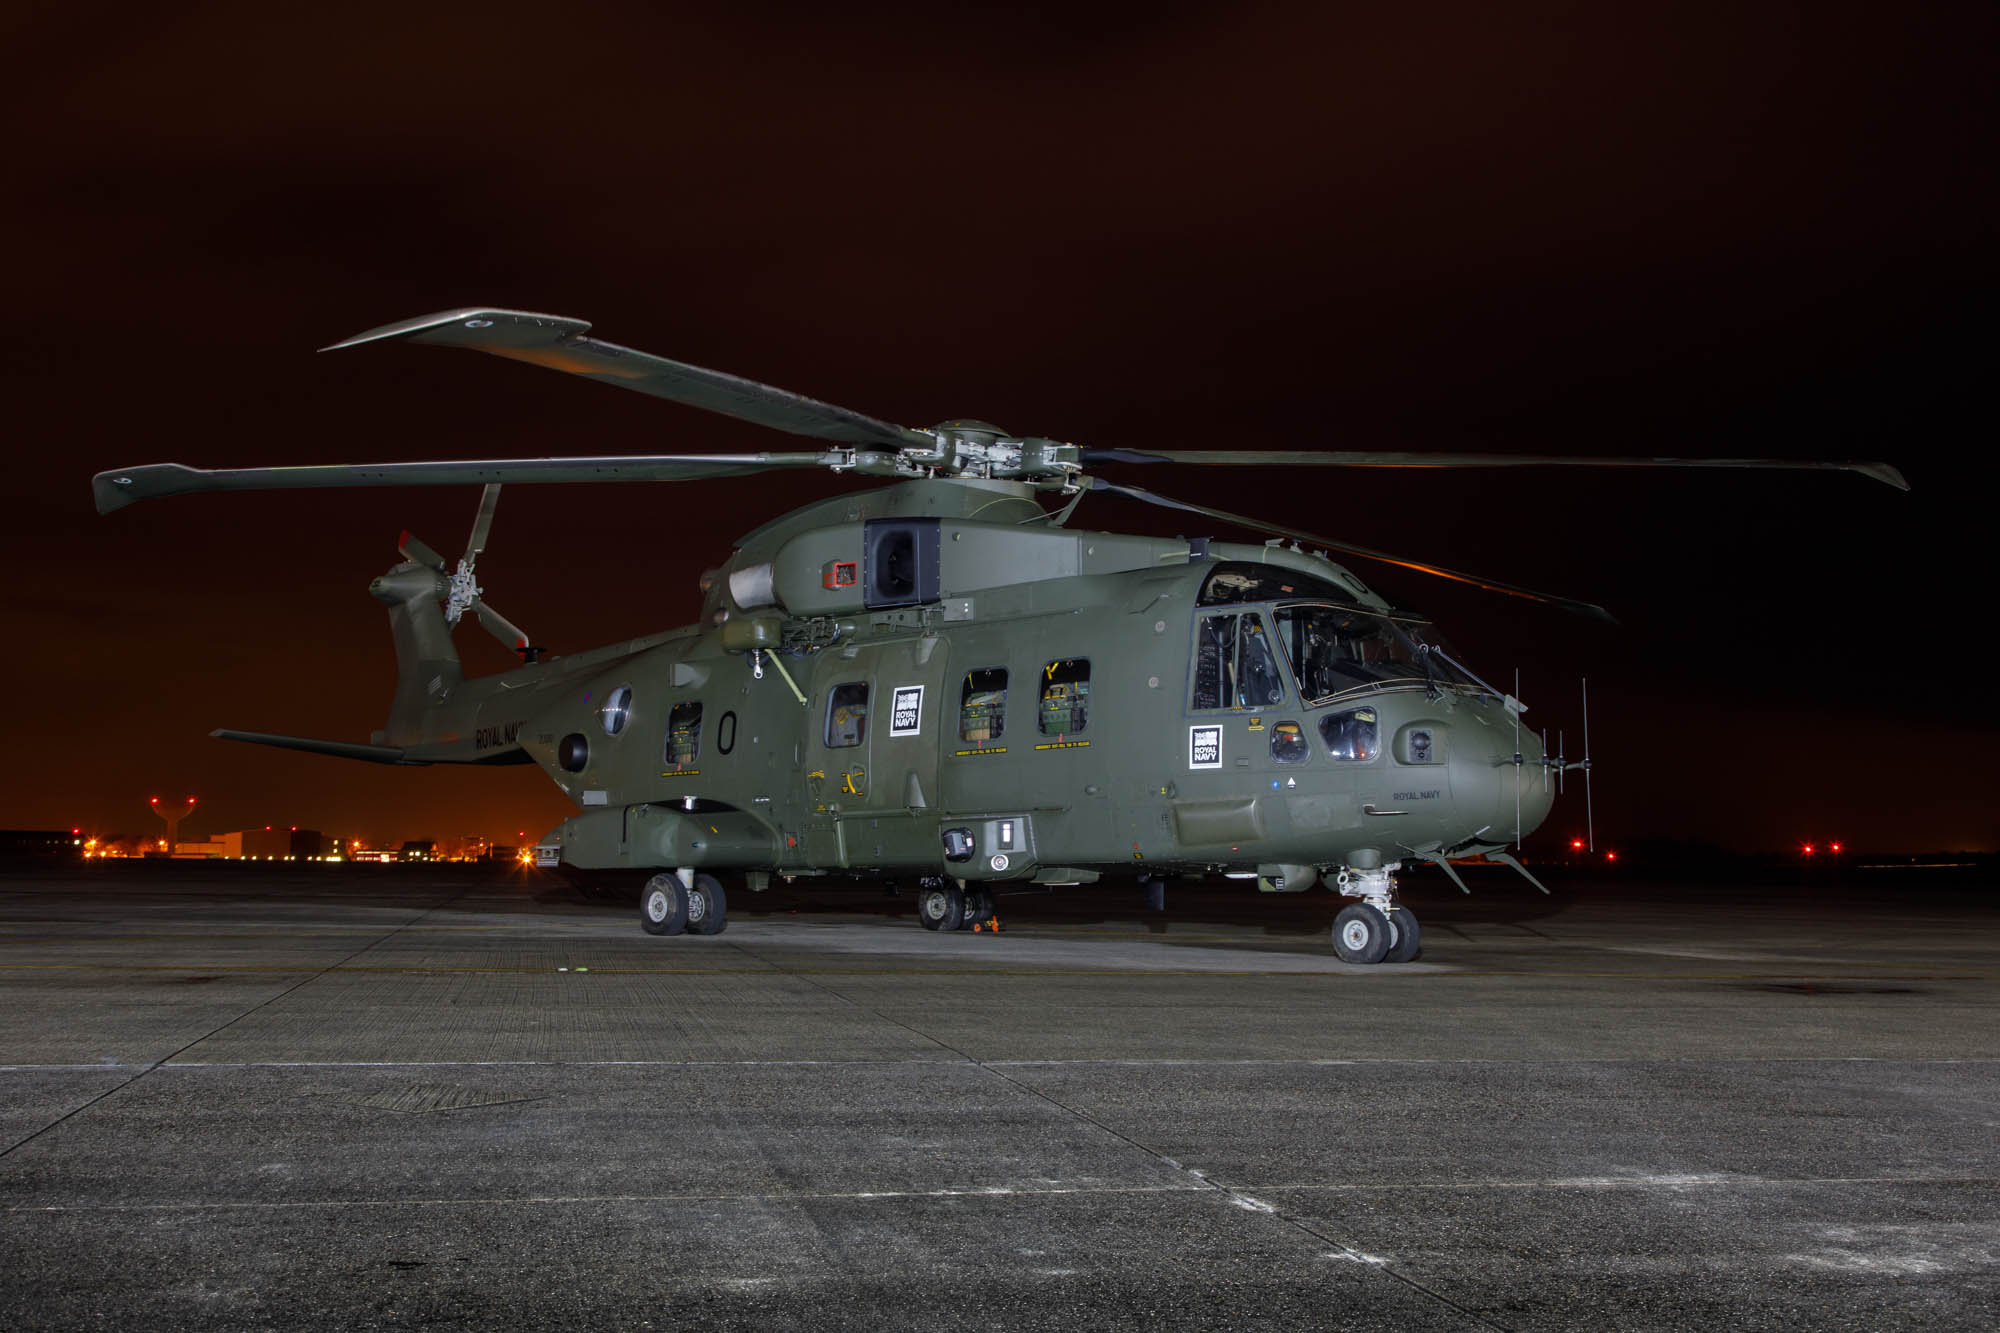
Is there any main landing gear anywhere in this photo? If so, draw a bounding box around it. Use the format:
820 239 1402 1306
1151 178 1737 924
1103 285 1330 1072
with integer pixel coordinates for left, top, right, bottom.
1332 862 1421 965
640 871 729 937
916 878 997 933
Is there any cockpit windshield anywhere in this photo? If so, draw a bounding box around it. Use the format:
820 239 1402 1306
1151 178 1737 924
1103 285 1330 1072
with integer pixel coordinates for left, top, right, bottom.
1272 603 1480 702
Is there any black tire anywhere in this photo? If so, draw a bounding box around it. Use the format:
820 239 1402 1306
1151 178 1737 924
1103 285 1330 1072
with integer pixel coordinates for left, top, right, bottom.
1333 903 1392 964
688 873 728 935
1140 877 1166 913
641 874 687 936
918 882 965 932
1383 908 1423 963
964 887 994 928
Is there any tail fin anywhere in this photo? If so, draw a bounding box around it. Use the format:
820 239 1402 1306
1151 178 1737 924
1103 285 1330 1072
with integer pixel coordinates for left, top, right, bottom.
369 561 463 745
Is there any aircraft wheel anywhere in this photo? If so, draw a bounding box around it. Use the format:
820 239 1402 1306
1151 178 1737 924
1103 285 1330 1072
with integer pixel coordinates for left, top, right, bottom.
1140 877 1166 913
917 882 964 932
963 887 994 928
1383 909 1423 963
687 873 728 935
641 875 687 936
1333 903 1391 964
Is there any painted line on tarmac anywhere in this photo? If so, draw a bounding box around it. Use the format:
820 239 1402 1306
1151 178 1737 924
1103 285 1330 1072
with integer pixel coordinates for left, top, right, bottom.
8 1182 1213 1214
1244 1173 2000 1195
16 1173 1982 1216
0 885 487 1164
0 961 1990 981
5 1055 1993 1071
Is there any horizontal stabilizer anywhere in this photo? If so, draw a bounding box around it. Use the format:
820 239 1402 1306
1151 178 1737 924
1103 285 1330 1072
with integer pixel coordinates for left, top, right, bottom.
211 729 429 766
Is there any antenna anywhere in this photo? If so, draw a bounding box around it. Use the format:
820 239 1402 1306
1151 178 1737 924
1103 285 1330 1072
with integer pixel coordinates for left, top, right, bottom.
1582 677 1594 853
1513 668 1522 848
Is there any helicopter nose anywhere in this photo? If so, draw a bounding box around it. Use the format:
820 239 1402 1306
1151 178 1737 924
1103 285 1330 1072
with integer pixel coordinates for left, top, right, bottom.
1448 718 1554 844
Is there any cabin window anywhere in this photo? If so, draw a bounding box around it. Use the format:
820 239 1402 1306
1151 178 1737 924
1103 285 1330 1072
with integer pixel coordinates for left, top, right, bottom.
1192 612 1287 710
824 681 869 749
1270 721 1309 764
1039 659 1091 736
665 700 702 765
599 685 633 736
1319 707 1379 762
960 667 1008 741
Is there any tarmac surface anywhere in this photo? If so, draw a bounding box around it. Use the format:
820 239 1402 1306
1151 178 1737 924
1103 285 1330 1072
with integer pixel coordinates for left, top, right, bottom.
1 859 1994 1330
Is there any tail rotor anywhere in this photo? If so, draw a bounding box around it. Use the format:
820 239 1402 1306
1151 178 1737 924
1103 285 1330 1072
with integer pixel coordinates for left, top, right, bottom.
400 484 540 661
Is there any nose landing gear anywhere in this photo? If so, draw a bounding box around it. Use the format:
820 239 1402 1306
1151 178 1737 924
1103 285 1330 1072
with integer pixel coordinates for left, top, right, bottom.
1332 863 1422 964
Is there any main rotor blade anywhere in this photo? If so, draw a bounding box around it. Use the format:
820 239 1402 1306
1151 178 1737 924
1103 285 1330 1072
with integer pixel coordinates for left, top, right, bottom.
1081 449 1909 491
326 308 934 451
92 454 836 513
1090 478 1616 622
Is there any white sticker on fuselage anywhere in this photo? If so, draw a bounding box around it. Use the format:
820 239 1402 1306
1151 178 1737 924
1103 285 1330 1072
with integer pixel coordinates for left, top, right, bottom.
890 684 925 737
1189 724 1223 769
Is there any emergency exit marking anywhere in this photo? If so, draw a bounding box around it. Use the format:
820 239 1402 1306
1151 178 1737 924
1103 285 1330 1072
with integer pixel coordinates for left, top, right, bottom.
1189 724 1223 769
890 684 924 736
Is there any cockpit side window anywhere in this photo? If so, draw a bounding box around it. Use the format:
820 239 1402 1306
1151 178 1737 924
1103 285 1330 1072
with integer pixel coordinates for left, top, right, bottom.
1192 613 1237 710
1193 611 1288 710
1275 604 1435 699
1236 613 1286 708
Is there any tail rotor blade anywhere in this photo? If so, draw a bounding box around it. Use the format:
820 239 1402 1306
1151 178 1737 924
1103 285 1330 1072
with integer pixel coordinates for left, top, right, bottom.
471 600 535 658
464 484 502 563
398 531 448 572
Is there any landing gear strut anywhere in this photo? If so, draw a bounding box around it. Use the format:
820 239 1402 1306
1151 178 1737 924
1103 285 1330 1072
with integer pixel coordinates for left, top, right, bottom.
1332 862 1421 964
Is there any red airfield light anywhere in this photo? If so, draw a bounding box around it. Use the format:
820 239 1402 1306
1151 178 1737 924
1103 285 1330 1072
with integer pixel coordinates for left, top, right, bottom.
1606 851 1618 862
1802 843 1815 857
1830 841 1843 854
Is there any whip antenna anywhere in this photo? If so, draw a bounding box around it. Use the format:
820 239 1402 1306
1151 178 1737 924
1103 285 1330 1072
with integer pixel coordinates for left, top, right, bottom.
1582 678 1595 853
1513 668 1522 848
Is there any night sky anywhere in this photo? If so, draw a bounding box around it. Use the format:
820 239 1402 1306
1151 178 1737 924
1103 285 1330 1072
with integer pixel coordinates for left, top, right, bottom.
5 3 1992 855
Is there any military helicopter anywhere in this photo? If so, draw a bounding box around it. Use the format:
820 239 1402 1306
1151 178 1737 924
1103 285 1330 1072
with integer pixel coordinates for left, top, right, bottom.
93 309 1905 962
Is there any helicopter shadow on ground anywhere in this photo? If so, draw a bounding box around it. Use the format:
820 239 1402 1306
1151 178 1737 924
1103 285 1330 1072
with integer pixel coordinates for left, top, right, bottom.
539 864 1578 943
